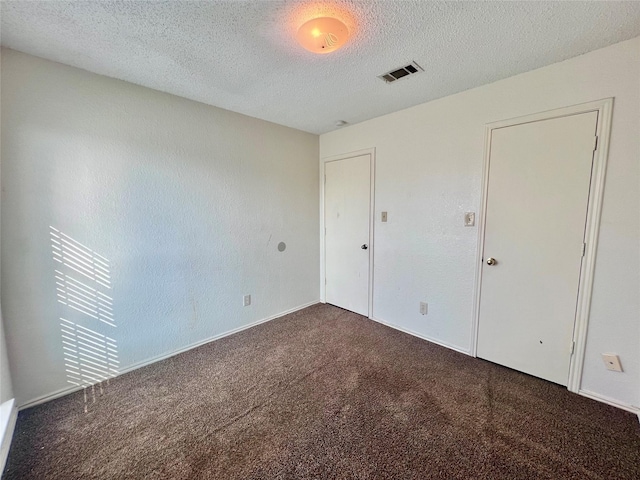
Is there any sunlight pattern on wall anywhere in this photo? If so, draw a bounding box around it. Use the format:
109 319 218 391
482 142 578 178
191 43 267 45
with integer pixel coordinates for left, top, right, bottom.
50 226 119 409
60 318 119 387
55 270 115 327
50 226 112 289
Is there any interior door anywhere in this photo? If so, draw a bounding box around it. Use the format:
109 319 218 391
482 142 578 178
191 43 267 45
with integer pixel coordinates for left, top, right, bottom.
477 111 597 386
324 154 371 316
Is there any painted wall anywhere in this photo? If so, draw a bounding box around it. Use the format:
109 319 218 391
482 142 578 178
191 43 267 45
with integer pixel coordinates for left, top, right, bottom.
0 314 11 406
1 49 17 461
1 49 319 406
0 57 14 404
0 309 15 474
320 37 640 410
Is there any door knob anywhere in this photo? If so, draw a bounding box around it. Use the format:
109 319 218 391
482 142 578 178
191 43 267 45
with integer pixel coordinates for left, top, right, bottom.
486 257 497 266
361 244 368 250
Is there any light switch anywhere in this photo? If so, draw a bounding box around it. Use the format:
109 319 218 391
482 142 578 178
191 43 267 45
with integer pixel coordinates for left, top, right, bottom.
601 353 623 372
381 211 388 222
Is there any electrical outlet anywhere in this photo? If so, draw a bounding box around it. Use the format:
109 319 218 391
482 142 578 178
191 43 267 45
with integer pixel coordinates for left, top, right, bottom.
243 294 251 307
381 211 388 222
464 212 475 227
601 353 623 372
420 302 428 315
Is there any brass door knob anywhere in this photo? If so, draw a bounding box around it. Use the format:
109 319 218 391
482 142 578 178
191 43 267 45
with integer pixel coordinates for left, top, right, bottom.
486 257 497 266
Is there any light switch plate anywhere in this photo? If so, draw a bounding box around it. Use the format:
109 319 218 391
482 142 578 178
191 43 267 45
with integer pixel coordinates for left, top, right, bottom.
601 353 623 372
381 211 388 222
464 212 475 226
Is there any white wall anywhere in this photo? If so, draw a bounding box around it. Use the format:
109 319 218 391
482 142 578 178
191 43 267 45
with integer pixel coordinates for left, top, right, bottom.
1 48 18 469
1 49 319 406
0 315 12 405
320 37 640 410
0 312 17 472
0 82 11 404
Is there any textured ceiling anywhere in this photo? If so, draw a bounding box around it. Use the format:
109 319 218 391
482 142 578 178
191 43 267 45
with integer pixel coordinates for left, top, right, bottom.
2 1 640 134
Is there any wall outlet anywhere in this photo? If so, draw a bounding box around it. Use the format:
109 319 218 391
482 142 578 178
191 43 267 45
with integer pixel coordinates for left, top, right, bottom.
464 212 475 226
243 294 251 307
601 353 623 372
420 302 428 315
381 211 388 222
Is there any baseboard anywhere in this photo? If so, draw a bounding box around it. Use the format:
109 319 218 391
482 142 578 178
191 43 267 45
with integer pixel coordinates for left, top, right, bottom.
367 317 640 419
0 399 18 475
578 389 640 416
369 315 471 356
19 300 320 410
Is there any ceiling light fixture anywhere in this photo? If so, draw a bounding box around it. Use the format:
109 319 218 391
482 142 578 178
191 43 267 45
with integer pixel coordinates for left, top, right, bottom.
296 17 349 54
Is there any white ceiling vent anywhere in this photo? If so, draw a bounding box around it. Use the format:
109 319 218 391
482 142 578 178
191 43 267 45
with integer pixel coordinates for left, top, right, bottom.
378 62 424 84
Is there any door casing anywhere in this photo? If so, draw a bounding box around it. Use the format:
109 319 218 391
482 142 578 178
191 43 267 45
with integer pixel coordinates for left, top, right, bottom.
471 98 614 395
320 148 376 318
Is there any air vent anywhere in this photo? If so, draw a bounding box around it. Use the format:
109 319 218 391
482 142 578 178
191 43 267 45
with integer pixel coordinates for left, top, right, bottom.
378 61 423 84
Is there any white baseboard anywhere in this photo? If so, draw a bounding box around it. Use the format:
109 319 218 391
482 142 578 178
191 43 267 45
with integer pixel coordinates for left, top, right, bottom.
366 316 639 419
369 315 471 356
1 399 18 475
368 315 640 419
578 389 640 416
19 300 319 410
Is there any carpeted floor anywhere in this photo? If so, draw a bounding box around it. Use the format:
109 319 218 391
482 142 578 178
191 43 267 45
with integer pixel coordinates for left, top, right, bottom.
3 304 640 479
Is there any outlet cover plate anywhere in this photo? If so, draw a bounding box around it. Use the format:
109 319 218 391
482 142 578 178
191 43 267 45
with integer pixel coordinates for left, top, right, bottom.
243 295 251 307
420 302 428 315
601 353 623 372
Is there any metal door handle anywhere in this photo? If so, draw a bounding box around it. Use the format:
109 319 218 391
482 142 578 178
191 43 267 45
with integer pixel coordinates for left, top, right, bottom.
361 244 368 250
486 257 497 266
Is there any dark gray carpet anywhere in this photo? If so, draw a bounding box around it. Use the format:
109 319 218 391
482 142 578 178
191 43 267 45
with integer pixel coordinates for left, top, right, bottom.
3 304 640 479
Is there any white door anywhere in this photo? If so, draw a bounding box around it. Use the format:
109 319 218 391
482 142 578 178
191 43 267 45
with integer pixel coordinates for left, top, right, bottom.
477 112 597 386
324 154 371 316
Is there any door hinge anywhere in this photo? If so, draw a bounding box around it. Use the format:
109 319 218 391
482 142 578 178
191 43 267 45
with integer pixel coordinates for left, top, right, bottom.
569 341 575 355
324 175 326 184
593 135 598 152
581 242 586 257
325 277 327 285
325 227 327 236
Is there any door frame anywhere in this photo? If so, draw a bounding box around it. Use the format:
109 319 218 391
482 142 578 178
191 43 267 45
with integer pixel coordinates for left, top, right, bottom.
320 148 376 318
470 98 614 394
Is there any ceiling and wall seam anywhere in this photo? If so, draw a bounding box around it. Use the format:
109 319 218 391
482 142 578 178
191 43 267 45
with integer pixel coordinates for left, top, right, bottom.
2 1 639 134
